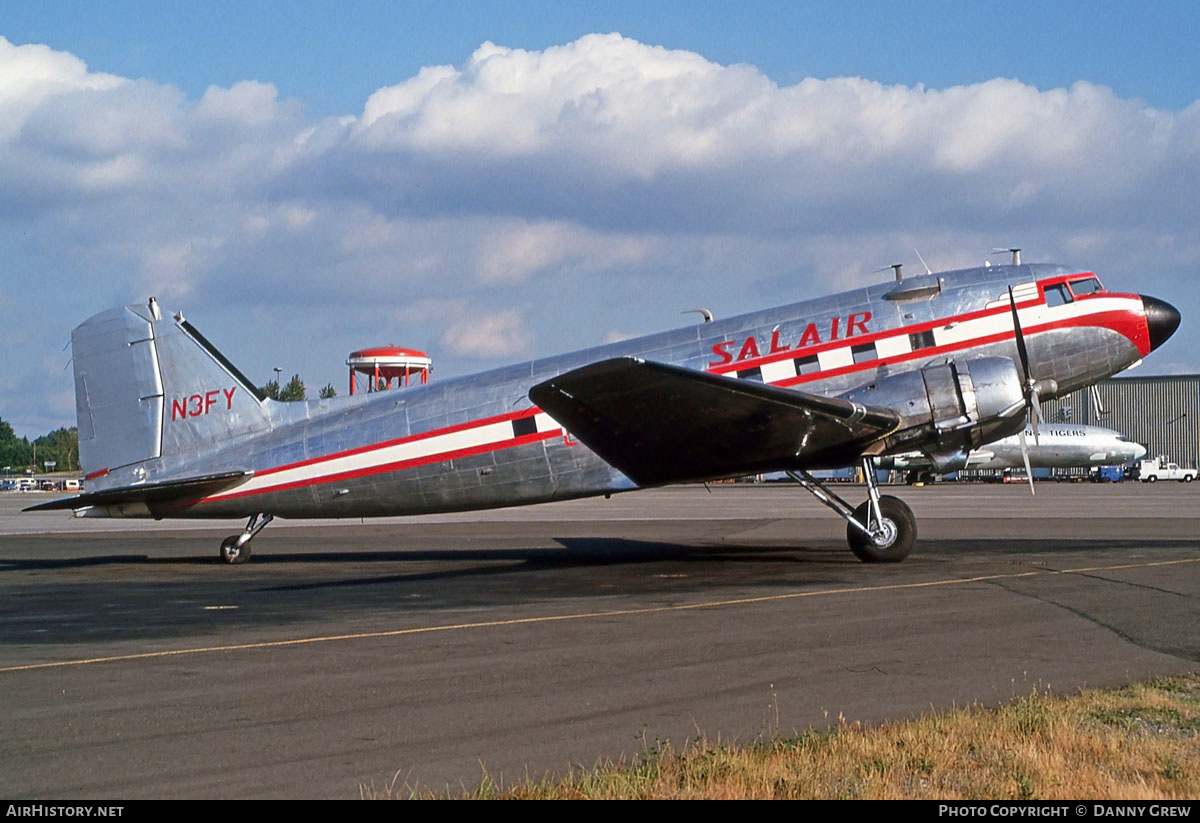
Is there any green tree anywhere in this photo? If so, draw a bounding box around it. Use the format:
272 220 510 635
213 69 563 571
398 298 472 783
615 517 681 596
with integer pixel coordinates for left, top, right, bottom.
279 374 306 401
260 379 281 400
0 418 32 470
319 383 337 399
32 427 78 472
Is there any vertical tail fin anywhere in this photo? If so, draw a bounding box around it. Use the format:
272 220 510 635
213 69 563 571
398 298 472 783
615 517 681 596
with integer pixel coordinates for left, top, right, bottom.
73 299 271 484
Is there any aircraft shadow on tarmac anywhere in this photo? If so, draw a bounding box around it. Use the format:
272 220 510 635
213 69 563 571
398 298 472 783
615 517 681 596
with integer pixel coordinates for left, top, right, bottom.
0 537 842 572
0 535 1192 650
1 535 1191 574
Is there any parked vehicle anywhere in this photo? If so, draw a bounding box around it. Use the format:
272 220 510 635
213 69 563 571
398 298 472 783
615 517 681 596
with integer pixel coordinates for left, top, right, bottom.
1135 455 1196 482
1090 465 1126 483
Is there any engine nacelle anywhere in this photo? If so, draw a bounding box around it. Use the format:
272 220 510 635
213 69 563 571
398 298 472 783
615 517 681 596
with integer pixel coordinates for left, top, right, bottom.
842 357 1027 473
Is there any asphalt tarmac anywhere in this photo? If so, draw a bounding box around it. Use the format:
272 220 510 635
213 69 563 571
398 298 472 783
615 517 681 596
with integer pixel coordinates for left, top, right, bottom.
1 483 1197 799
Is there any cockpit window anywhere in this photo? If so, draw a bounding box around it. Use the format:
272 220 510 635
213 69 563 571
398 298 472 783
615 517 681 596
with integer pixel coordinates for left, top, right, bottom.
1068 277 1104 296
1043 283 1072 306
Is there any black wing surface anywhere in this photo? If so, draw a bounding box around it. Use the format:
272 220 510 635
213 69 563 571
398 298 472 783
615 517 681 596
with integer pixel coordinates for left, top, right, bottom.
22 471 250 512
529 358 900 486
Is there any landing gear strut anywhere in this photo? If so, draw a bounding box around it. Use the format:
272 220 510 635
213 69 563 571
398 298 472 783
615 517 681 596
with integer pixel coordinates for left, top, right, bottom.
219 513 274 564
787 457 916 563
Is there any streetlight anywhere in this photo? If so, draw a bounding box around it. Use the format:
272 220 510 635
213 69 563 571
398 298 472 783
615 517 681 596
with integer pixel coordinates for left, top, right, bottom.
273 366 283 399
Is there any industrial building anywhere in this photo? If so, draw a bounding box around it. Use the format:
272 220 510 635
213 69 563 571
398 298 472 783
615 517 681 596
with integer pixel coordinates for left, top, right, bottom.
1037 373 1199 477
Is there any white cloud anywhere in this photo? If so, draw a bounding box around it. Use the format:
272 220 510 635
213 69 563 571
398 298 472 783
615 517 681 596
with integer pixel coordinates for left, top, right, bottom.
1 32 1199 436
0 36 124 141
602 329 635 344
441 310 533 358
473 219 651 283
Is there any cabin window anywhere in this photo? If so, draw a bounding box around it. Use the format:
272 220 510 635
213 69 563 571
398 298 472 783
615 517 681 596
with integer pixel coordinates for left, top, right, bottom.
908 329 936 351
1043 283 1072 306
851 342 876 364
793 354 819 376
1068 277 1103 296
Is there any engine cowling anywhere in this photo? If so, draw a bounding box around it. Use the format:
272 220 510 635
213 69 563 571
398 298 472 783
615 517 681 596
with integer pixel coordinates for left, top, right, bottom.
841 357 1027 473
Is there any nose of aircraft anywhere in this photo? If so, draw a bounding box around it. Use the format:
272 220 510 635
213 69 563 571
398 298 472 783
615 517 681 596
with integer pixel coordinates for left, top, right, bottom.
1142 295 1181 352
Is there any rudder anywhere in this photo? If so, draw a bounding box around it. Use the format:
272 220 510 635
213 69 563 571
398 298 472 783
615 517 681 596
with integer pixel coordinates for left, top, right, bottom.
73 298 271 484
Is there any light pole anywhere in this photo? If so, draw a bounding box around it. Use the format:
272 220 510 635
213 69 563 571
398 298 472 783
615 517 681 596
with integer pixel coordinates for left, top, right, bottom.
273 366 283 398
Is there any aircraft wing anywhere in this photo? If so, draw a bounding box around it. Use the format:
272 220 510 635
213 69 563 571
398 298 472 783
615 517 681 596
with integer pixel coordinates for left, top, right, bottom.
529 358 900 486
22 471 250 513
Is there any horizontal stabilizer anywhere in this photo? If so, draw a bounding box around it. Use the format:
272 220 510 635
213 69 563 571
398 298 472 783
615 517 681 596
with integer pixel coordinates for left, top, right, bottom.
23 471 251 512
529 358 899 485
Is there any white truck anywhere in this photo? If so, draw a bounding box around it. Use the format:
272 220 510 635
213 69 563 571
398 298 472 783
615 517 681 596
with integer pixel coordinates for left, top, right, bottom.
1136 455 1196 482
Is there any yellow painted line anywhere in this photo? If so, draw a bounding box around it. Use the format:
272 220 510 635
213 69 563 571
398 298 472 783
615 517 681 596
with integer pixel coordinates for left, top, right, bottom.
2 557 1195 674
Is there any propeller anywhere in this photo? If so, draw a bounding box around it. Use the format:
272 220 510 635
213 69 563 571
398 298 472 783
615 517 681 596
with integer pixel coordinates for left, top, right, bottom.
1018 427 1036 496
1007 285 1042 495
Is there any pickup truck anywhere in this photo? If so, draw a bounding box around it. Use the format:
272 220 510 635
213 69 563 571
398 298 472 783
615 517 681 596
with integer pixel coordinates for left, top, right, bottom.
1135 456 1196 482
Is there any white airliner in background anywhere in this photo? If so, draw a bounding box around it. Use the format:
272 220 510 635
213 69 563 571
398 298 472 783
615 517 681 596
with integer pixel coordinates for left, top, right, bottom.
882 425 1146 473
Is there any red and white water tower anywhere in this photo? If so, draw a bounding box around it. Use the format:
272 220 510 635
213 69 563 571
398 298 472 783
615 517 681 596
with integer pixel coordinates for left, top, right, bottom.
346 346 431 396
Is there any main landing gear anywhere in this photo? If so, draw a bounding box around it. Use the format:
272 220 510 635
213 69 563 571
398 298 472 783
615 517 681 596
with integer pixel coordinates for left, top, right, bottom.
219 513 274 564
786 457 916 563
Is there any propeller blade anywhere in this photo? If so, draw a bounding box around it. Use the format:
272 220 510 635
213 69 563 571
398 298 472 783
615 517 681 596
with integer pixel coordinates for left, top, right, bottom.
1008 285 1042 444
1018 428 1036 496
1029 387 1041 446
1007 286 1033 385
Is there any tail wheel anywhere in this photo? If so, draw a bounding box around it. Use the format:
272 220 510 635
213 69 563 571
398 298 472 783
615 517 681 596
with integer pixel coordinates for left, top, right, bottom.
220 535 251 564
847 495 916 563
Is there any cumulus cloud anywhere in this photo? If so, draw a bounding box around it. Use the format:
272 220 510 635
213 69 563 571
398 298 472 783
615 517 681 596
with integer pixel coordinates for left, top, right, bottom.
441 309 533 358
1 32 1198 436
346 36 1199 238
0 37 124 140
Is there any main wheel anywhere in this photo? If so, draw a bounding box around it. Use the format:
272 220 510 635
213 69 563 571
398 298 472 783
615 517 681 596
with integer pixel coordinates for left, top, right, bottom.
220 535 251 565
847 495 916 563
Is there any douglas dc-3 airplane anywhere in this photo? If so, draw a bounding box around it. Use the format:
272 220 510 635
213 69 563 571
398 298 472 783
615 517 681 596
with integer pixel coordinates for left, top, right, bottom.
28 255 1180 564
882 424 1147 479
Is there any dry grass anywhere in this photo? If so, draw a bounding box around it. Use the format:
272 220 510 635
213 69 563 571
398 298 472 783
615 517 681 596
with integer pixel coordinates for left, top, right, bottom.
367 674 1200 799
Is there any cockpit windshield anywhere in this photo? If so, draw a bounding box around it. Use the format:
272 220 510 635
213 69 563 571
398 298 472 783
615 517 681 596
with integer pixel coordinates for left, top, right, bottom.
1068 276 1104 296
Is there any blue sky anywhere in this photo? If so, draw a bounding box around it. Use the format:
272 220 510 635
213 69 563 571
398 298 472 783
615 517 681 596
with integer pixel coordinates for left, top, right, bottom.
7 1 1199 113
2 2 1198 437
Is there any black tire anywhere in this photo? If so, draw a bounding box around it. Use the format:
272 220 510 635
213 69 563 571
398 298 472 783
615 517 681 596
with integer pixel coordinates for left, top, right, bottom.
847 495 916 563
220 535 251 564
1147 475 1157 483
1184 475 1194 483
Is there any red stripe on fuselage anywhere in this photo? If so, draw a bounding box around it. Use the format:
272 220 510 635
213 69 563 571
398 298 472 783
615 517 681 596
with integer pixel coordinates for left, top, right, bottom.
189 429 560 505
707 298 1043 375
771 306 1147 389
253 406 540 479
709 295 1146 376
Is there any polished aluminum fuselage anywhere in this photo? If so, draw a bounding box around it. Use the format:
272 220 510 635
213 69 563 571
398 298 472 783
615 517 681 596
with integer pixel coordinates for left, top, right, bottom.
80 263 1150 518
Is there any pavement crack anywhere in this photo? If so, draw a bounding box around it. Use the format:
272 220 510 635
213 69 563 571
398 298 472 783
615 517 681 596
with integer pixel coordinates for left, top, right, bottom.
1063 570 1198 600
983 576 1193 663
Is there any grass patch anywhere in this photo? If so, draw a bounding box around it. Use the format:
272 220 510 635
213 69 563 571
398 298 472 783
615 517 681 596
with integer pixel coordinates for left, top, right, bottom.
367 673 1200 799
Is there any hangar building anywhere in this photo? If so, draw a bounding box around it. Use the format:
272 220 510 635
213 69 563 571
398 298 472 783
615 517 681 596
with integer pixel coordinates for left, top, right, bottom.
1040 374 1200 474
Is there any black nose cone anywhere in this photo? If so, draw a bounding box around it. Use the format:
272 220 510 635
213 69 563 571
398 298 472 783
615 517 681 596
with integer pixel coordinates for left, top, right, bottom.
1142 295 1181 351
